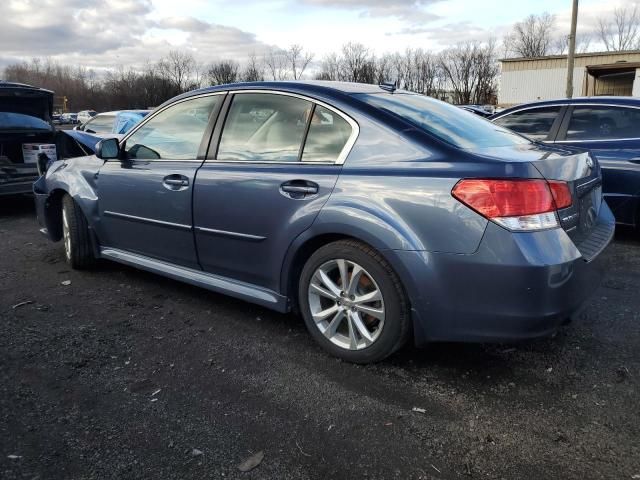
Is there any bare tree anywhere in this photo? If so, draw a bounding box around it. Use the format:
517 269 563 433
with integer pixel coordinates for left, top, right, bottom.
339 42 375 83
505 12 555 57
439 41 497 104
286 44 314 80
263 47 288 80
157 50 198 92
207 60 239 85
553 32 592 55
316 52 340 80
598 4 640 51
242 53 264 82
375 53 394 84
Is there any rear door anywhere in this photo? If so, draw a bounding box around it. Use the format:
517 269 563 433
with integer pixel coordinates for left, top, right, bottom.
555 104 640 225
193 91 357 291
95 93 224 268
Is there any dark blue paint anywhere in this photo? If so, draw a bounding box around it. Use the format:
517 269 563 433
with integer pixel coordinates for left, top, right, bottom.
491 96 640 227
35 82 614 345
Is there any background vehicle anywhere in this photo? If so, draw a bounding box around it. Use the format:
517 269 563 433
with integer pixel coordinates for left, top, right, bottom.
491 97 640 228
34 82 613 363
75 110 150 135
77 110 96 124
60 113 78 125
0 81 56 195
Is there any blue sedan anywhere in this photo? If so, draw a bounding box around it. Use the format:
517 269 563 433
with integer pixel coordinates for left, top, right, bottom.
33 82 614 363
491 97 640 229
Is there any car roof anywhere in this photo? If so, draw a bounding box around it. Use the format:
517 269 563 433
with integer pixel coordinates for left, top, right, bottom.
495 96 640 116
194 81 387 95
162 80 410 108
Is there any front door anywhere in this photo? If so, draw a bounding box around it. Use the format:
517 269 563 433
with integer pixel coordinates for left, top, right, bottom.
95 94 224 268
193 92 357 291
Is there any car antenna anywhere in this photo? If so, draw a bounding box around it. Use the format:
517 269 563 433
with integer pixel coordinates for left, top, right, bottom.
379 80 398 93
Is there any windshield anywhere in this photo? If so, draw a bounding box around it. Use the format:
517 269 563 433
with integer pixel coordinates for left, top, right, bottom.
0 112 51 130
357 93 529 149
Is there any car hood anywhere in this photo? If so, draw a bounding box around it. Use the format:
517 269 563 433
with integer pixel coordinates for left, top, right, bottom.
62 129 123 153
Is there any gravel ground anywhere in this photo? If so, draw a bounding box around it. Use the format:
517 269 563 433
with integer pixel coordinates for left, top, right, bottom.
1 195 639 480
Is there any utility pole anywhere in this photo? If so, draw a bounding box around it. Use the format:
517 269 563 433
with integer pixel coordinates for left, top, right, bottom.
566 0 579 98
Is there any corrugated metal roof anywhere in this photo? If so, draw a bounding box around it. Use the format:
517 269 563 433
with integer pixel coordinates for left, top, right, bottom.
500 50 640 62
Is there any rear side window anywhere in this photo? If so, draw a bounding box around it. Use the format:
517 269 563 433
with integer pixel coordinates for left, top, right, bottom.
358 93 529 149
217 93 311 162
125 95 220 160
493 106 562 140
564 106 640 140
301 105 353 162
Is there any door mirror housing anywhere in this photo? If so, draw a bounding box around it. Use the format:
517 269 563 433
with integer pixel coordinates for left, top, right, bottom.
96 137 120 160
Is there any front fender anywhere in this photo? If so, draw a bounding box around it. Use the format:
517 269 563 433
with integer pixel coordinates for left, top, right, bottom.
34 155 103 241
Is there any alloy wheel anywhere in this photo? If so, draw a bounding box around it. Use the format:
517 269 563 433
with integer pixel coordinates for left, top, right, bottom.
307 259 385 350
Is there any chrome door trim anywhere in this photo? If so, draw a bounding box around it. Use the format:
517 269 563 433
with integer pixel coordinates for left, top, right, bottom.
103 210 192 230
208 88 360 165
99 247 288 312
194 226 266 242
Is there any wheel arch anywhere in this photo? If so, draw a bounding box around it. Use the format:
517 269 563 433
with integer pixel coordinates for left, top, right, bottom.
280 227 415 317
42 188 68 241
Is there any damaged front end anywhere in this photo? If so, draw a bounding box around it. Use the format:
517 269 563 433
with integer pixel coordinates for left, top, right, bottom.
0 81 99 197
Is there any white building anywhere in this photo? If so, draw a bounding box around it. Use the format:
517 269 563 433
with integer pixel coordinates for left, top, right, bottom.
499 50 640 107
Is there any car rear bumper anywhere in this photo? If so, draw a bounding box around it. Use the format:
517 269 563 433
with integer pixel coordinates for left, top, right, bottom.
392 202 615 345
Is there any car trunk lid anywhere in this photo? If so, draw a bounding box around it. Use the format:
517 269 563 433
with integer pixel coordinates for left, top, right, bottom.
531 148 609 260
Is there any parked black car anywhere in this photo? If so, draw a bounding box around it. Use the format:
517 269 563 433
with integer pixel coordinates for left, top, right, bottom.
0 81 56 195
491 97 640 228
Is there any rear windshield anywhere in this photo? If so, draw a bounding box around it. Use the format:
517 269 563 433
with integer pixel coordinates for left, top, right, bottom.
0 112 51 130
357 93 529 149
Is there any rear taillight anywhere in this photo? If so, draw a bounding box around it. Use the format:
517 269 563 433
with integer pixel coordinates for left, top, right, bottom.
452 179 572 231
547 180 572 209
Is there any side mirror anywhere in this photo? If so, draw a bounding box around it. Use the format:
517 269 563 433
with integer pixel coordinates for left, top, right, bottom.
96 137 120 160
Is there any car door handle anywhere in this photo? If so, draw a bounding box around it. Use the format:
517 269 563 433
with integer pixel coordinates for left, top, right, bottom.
163 174 189 190
280 180 319 198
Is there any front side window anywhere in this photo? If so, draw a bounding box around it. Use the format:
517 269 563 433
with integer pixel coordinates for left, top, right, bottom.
493 106 562 140
217 93 311 162
564 106 640 141
301 105 353 162
125 96 219 160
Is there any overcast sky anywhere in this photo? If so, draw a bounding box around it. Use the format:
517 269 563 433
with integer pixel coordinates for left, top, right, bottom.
0 0 632 71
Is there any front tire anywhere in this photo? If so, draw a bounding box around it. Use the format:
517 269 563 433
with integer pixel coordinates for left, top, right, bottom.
61 194 95 269
298 240 411 364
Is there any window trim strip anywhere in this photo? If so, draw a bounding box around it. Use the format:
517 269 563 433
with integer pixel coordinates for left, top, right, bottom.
206 89 360 166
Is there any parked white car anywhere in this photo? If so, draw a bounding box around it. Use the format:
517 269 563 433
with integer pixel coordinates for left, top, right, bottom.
77 110 97 124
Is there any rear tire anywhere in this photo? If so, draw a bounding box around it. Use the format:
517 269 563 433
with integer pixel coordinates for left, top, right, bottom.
61 194 95 269
298 240 411 364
